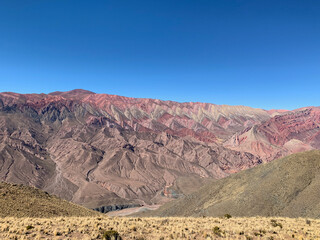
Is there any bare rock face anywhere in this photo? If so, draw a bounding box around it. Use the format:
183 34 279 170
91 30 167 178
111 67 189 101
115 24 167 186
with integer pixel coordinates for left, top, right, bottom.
224 107 320 161
0 90 266 208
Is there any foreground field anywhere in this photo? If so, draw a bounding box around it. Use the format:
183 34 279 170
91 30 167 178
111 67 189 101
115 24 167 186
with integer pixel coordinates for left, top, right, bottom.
0 216 319 239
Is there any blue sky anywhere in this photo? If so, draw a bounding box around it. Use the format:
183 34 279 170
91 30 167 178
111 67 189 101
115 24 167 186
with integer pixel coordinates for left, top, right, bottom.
0 0 319 110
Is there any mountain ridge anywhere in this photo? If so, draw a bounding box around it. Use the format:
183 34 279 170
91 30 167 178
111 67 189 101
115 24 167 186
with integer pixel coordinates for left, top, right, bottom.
0 89 320 209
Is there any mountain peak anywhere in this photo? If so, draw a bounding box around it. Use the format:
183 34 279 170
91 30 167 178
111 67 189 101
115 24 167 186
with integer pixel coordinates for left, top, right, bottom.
49 89 95 96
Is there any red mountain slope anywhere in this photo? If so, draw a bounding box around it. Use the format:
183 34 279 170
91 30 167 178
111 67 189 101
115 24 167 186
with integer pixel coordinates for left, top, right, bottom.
0 90 265 208
1 90 318 208
224 107 320 161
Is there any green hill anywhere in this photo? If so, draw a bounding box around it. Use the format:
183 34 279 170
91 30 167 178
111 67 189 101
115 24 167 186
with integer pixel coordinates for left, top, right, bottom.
0 182 100 217
148 150 320 218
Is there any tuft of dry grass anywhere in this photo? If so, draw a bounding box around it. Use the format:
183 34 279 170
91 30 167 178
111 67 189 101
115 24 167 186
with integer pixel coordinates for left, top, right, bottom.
0 216 319 239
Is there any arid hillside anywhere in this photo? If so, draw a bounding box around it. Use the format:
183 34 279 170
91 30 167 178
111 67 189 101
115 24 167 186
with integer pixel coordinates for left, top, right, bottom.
0 182 100 217
148 150 320 218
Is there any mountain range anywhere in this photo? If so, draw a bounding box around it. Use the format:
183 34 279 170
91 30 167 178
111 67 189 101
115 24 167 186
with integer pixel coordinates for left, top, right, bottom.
0 89 319 208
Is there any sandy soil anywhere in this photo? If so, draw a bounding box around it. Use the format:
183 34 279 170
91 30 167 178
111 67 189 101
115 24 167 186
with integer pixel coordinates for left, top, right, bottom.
106 205 161 216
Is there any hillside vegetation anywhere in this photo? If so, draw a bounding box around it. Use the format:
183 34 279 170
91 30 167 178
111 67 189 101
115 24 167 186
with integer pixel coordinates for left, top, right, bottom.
0 182 100 217
147 150 320 218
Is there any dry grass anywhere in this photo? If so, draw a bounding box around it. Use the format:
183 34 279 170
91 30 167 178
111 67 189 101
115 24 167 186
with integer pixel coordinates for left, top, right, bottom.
148 150 320 219
0 216 319 239
0 182 100 218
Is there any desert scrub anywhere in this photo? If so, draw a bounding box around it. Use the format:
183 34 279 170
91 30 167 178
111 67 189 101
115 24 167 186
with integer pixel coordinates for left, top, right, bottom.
0 216 320 239
213 226 223 236
103 229 122 240
306 219 311 226
270 219 283 229
25 225 34 230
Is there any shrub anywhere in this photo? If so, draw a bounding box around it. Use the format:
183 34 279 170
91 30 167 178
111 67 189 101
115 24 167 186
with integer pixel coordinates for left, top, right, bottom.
270 219 283 229
260 229 266 234
213 226 222 236
26 225 34 230
103 230 122 240
224 214 232 219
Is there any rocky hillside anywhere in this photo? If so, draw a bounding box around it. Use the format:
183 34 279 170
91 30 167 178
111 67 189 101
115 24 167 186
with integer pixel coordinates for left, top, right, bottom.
147 150 320 218
225 107 320 161
0 90 264 208
0 89 270 142
0 182 100 217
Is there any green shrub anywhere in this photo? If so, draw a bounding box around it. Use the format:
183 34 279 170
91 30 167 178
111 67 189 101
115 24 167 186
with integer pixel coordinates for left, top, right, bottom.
26 225 34 230
224 213 232 219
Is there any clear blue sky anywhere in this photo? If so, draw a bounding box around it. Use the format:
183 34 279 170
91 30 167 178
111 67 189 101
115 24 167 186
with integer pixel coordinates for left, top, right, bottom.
0 1 319 110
